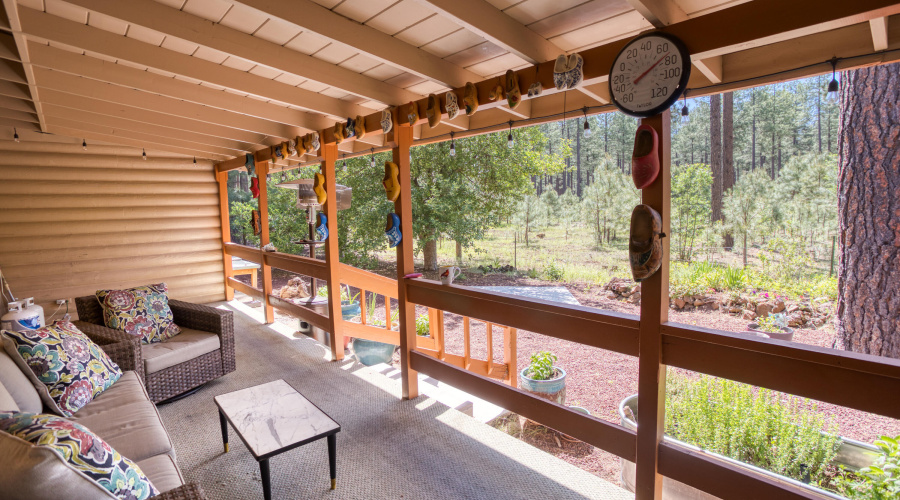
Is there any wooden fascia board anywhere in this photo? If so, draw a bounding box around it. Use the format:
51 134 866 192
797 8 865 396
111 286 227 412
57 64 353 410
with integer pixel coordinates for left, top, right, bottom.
418 0 560 64
236 0 481 88
64 0 421 106
17 7 367 119
27 43 331 134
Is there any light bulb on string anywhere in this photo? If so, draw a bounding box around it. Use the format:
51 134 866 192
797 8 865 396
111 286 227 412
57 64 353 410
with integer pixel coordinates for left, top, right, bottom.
193 157 197 164
281 171 286 182
342 154 346 169
680 95 689 124
582 107 592 138
82 139 87 151
370 148 375 168
449 131 456 156
507 121 514 149
826 57 839 102
13 128 18 142
142 148 147 160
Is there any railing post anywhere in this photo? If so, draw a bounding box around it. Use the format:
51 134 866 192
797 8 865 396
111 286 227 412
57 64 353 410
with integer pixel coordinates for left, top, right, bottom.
504 327 517 387
634 111 671 500
258 160 275 324
216 168 234 301
321 142 344 361
390 110 419 399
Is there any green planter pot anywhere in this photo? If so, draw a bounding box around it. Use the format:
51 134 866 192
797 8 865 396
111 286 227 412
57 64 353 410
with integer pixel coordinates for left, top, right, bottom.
519 367 566 405
351 338 397 366
341 301 361 321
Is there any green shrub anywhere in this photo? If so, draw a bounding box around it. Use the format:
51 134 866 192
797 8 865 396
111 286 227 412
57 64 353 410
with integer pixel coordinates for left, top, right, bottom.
837 435 900 500
415 315 430 337
525 351 557 381
665 373 840 487
543 261 565 281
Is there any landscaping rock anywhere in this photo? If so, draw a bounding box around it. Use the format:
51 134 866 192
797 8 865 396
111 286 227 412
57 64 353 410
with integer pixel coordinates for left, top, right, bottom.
693 299 704 307
773 299 786 313
756 302 773 318
788 312 803 327
628 292 641 304
674 298 686 309
607 293 618 300
787 304 800 313
742 310 757 320
278 277 310 299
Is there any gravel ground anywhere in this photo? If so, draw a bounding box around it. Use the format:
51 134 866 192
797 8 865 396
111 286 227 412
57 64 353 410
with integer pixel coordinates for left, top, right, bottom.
243 266 900 486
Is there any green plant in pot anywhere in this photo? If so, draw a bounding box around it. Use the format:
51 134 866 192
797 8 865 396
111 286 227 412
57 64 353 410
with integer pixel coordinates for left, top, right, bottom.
351 292 397 366
415 314 430 337
748 313 794 341
837 435 900 500
519 351 566 405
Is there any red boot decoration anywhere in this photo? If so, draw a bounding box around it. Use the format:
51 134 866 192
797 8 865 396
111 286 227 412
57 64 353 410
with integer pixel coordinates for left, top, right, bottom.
631 124 660 189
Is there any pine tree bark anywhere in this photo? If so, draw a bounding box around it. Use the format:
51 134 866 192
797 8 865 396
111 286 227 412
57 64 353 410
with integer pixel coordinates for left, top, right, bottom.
710 93 723 225
455 241 462 263
723 92 735 249
423 239 438 271
835 63 900 359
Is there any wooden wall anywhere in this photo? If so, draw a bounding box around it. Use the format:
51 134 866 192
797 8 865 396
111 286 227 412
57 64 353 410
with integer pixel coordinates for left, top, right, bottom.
0 140 225 316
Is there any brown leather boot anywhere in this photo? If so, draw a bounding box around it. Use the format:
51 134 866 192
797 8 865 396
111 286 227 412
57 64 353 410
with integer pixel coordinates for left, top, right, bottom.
629 204 663 282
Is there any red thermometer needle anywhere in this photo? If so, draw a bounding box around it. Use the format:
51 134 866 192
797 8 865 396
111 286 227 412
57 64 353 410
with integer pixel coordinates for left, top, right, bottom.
633 53 669 85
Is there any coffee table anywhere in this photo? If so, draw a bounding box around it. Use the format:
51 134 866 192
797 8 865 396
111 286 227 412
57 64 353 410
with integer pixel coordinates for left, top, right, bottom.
214 379 340 500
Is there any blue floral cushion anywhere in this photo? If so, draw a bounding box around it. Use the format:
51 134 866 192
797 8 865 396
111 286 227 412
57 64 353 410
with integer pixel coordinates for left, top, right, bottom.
0 412 159 499
1 320 122 417
96 283 181 345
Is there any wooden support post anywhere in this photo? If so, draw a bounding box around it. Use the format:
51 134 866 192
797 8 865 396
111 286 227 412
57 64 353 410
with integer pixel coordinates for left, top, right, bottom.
463 317 471 370
391 118 419 399
360 289 368 325
634 111 671 500
258 161 275 324
216 169 234 301
321 143 344 361
486 322 494 376
504 327 518 387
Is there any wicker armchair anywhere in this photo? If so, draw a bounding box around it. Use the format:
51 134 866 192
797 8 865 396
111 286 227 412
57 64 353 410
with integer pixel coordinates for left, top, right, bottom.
74 297 235 403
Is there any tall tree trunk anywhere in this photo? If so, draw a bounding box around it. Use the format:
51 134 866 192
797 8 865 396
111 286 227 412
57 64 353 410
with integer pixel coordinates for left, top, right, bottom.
817 80 823 153
576 124 582 197
723 92 735 249
423 239 438 271
710 94 723 225
835 63 900 358
751 93 757 170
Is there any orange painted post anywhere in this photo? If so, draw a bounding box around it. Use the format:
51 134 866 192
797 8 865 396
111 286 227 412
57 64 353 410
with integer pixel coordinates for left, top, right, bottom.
321 142 344 361
437 310 445 360
360 289 368 326
390 117 419 399
486 322 494 376
634 111 671 500
257 161 275 324
504 327 518 387
216 169 234 301
463 317 471 370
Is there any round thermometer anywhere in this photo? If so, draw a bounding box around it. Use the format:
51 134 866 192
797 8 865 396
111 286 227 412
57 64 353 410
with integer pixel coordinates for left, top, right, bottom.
609 32 691 118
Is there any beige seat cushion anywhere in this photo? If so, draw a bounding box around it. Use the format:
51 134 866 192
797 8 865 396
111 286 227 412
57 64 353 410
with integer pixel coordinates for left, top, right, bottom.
142 328 220 374
0 349 41 413
136 454 185 494
0 380 18 412
72 371 175 462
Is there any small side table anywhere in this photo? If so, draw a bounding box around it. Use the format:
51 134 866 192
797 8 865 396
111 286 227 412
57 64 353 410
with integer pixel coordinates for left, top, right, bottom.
214 380 340 500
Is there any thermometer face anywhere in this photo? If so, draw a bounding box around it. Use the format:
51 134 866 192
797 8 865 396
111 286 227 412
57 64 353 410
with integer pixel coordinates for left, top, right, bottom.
609 32 691 118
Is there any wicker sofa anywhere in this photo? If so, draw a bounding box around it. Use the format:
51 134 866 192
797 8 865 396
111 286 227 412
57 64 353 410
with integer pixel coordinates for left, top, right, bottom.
74 297 236 403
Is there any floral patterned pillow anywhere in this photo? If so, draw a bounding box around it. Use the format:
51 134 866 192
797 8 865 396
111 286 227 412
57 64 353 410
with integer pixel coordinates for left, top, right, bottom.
0 412 159 499
96 283 181 344
0 321 122 417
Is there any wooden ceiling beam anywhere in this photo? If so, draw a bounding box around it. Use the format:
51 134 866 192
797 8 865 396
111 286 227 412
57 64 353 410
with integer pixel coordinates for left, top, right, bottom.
0 79 29 100
419 0 560 64
870 17 889 50
693 56 723 84
625 0 688 28
17 7 366 120
0 93 34 113
45 123 229 160
45 117 234 160
0 106 36 123
64 0 420 107
28 43 330 135
0 0 45 130
39 102 253 155
38 84 266 149
235 0 481 89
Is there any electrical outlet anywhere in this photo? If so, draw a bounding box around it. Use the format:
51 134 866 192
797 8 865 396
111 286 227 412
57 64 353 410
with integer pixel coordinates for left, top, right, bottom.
55 299 67 305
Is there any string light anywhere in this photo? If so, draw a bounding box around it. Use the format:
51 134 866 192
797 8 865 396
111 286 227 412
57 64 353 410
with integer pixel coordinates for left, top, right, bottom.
82 139 87 151
193 156 196 164
370 148 375 168
13 127 18 142
681 95 689 123
142 148 147 160
281 171 286 182
449 131 456 156
826 57 839 102
342 153 346 169
507 120 514 148
582 107 591 138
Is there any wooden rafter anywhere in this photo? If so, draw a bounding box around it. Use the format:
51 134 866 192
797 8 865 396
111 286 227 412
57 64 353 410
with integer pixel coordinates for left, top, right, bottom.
45 123 229 160
235 0 482 89
625 0 688 28
63 0 421 107
1 0 45 130
18 7 366 119
870 17 890 50
693 56 723 84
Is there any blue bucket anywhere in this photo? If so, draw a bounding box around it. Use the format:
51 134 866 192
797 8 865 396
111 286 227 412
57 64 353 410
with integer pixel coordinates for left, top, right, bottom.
519 366 567 405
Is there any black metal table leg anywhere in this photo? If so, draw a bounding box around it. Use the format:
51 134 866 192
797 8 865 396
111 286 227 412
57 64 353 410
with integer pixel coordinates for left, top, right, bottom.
218 409 228 453
260 458 271 500
327 433 336 490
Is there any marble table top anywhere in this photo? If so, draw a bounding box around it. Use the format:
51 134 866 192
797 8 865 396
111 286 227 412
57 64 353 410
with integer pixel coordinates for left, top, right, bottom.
215 380 340 459
472 286 581 306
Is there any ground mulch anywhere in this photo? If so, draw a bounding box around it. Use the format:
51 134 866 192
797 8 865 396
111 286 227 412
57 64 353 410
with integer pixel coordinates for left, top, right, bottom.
241 266 900 487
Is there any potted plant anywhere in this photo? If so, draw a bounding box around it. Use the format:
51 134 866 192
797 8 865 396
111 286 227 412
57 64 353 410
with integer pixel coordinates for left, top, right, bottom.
340 286 361 321
350 293 398 366
415 314 430 337
519 351 566 405
748 313 794 341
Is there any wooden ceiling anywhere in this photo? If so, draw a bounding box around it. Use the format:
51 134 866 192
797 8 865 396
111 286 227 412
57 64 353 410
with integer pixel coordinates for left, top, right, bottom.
0 0 897 162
